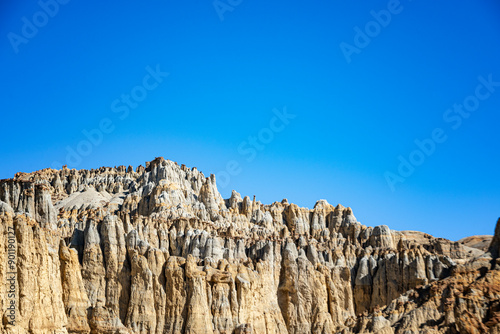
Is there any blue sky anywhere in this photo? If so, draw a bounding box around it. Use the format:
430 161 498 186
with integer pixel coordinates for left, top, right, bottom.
1 0 499 240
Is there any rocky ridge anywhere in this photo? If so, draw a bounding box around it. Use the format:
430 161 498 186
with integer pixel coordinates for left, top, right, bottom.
0 157 497 334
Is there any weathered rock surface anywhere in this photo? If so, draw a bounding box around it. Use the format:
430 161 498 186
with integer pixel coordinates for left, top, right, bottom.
459 235 493 252
349 219 500 334
0 157 497 333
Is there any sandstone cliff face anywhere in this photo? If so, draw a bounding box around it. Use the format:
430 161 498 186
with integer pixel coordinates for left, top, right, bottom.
0 157 496 333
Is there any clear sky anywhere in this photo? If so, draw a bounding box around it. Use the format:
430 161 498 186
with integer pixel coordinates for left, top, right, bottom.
1 0 499 241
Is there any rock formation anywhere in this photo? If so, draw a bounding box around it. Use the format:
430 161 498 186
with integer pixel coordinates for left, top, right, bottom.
459 235 493 252
0 157 497 333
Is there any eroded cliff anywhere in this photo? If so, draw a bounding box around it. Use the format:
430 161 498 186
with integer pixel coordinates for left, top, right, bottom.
0 157 496 333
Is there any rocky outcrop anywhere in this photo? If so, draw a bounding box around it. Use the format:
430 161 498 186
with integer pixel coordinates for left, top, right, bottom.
348 218 500 334
459 235 493 252
0 157 496 333
489 218 500 259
